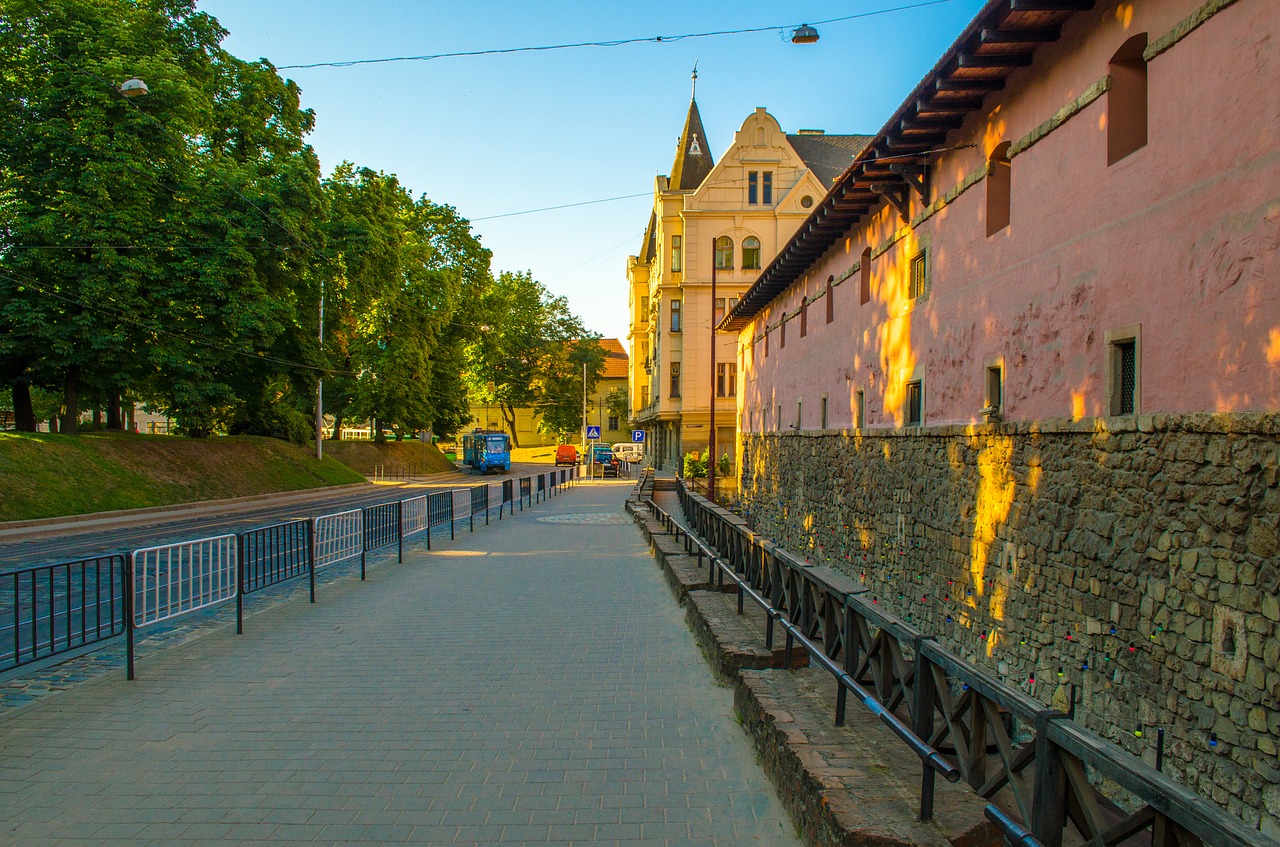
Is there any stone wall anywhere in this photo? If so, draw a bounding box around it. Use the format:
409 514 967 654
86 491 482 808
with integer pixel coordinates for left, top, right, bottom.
739 412 1280 831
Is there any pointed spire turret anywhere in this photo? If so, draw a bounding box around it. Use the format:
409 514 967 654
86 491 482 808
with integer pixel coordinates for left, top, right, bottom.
669 67 713 191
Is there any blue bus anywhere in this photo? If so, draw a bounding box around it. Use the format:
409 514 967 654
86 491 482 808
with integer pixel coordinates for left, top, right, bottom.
461 429 511 474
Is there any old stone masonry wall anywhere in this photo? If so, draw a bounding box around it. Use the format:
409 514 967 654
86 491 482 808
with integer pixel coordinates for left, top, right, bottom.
740 412 1280 830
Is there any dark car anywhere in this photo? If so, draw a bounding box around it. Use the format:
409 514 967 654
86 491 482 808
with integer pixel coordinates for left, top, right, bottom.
590 445 619 477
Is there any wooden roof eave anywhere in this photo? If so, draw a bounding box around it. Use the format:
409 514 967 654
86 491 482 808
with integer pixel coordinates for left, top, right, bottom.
722 0 1090 330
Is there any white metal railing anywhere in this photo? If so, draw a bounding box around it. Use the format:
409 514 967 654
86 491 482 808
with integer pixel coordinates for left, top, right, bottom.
313 509 362 569
401 495 429 537
452 488 471 522
132 534 238 628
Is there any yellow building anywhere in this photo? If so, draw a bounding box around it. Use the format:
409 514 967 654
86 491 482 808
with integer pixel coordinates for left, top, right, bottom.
627 91 869 470
466 339 629 448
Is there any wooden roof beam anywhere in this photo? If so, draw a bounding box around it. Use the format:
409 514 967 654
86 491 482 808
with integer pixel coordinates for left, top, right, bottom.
917 97 987 114
889 164 931 202
980 26 1061 44
957 53 1034 69
870 182 911 223
936 77 1005 93
1009 0 1093 9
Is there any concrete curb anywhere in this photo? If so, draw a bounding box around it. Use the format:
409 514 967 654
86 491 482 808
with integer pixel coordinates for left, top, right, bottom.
0 482 374 541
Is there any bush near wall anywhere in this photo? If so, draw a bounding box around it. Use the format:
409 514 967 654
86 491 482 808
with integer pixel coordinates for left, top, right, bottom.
740 412 1280 829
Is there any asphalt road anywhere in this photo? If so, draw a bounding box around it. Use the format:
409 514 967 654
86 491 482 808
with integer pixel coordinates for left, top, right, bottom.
0 461 572 572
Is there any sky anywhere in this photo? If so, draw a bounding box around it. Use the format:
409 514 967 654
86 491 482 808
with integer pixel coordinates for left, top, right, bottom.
197 0 988 350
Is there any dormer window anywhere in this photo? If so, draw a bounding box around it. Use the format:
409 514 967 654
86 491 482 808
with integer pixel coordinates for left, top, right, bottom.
688 134 702 156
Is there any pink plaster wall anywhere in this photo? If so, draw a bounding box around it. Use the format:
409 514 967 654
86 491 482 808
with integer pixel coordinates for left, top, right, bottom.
738 0 1280 431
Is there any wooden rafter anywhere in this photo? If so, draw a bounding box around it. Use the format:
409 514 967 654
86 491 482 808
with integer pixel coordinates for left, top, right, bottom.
980 26 1061 43
890 163 931 202
870 182 911 222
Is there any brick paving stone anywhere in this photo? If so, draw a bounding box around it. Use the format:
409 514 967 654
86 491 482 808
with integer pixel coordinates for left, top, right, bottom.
0 480 802 846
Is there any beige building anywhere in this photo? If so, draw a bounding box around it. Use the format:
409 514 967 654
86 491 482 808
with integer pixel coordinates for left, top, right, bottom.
627 94 868 470
466 338 629 448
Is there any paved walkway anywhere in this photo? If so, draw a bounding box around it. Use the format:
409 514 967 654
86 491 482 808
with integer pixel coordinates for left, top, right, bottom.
0 480 802 847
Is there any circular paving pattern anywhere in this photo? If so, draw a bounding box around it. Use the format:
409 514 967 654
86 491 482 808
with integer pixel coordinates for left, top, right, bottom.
536 512 630 525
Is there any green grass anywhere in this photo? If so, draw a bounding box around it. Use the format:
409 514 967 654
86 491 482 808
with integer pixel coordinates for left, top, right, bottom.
0 431 366 522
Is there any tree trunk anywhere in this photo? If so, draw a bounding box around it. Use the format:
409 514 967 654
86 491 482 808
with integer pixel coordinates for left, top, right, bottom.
501 403 521 448
11 380 37 432
48 415 58 433
92 400 102 430
60 367 80 435
330 412 344 440
106 392 123 430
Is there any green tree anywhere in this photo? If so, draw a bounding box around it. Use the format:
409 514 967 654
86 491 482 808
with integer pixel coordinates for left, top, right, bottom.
0 0 325 437
466 271 604 447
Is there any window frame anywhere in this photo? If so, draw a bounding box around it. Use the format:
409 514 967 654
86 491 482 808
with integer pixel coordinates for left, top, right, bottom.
762 172 773 205
669 361 681 398
748 171 759 205
670 298 682 333
905 379 924 427
742 236 761 270
909 249 930 301
670 235 682 273
1105 325 1141 416
714 236 734 270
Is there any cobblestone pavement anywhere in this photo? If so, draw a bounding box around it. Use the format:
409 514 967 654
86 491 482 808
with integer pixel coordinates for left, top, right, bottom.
0 480 802 847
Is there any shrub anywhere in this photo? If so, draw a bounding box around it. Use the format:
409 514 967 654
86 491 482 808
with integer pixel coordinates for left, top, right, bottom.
683 451 707 479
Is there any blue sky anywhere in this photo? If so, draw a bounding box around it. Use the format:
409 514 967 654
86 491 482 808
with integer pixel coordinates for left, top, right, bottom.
198 0 987 347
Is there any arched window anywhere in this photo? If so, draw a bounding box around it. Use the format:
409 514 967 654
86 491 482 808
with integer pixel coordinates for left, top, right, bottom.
859 248 872 305
987 141 1012 236
742 236 761 270
715 236 734 270
1108 34 1148 165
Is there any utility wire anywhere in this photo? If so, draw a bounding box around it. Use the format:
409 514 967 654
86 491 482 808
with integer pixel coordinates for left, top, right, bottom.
277 1 959 70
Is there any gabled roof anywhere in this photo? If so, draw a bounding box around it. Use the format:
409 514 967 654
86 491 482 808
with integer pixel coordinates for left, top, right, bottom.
638 211 657 263
599 338 629 379
723 0 1091 332
787 133 876 187
669 98 715 191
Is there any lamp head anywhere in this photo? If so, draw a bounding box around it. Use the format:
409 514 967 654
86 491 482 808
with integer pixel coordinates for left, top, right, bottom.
791 24 819 44
118 77 149 98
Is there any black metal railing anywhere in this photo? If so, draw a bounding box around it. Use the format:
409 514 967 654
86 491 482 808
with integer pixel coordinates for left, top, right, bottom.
663 478 1274 847
239 521 312 595
519 476 532 509
3 556 126 672
4 463 582 680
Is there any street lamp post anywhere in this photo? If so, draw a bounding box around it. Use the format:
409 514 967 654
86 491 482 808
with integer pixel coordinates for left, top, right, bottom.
708 237 716 503
316 279 324 460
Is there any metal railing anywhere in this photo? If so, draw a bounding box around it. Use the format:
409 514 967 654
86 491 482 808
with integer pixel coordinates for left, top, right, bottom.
663 478 1276 847
2 556 125 672
2 467 581 680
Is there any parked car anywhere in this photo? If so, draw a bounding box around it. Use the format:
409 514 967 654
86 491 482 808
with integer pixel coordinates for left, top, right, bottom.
555 444 578 466
590 444 619 477
612 443 643 463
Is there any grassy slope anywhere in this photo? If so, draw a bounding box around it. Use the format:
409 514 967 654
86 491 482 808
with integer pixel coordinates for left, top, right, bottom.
0 432 367 522
319 440 456 476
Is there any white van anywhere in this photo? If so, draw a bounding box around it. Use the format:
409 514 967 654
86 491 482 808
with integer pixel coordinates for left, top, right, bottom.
612 443 643 463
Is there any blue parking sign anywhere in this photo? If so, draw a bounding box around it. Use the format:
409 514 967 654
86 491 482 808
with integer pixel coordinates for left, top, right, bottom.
586 425 602 439
632 430 645 443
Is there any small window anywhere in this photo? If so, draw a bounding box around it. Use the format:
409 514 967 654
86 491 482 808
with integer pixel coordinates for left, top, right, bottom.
800 195 814 209
987 142 1011 237
763 172 773 205
764 327 769 357
716 363 738 398
1108 34 1148 166
671 235 682 273
669 362 681 398
826 277 834 323
714 297 726 324
1107 329 1141 415
776 404 783 432
640 295 649 323
742 236 761 270
984 365 1003 419
909 250 930 300
729 296 739 310
795 400 802 431
748 171 759 205
860 248 872 305
820 395 828 430
856 390 865 429
715 236 734 270
670 299 682 333
800 300 808 337
780 318 786 349
608 414 619 430
905 380 923 427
